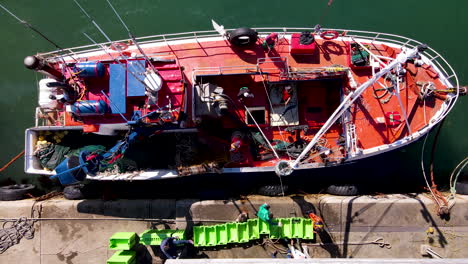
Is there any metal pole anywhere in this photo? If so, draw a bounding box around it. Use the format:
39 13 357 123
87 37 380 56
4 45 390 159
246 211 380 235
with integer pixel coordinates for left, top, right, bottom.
104 0 162 81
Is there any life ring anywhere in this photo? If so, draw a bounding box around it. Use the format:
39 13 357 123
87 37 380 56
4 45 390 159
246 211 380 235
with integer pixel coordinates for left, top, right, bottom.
320 30 339 40
110 42 129 51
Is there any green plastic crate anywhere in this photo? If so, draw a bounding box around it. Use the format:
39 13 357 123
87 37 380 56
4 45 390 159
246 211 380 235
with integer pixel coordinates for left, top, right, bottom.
302 219 314 239
226 223 238 243
277 218 314 239
237 222 249 243
193 226 206 247
205 225 217 247
247 219 260 240
140 229 185 246
258 218 271 234
216 224 228 245
280 218 295 238
269 223 282 239
109 232 137 250
107 250 136 264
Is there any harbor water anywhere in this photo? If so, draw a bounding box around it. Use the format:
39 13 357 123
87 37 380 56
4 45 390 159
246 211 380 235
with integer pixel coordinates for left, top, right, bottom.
0 0 466 188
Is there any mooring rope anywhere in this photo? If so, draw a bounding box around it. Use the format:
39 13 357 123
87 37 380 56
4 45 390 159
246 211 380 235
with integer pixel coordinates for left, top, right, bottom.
0 150 25 173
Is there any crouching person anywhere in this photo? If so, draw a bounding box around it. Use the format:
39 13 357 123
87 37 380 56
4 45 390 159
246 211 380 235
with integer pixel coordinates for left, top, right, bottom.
257 203 283 226
160 236 194 260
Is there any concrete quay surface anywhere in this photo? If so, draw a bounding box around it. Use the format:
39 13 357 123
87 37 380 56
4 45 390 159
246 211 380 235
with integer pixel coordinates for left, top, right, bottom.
0 194 467 263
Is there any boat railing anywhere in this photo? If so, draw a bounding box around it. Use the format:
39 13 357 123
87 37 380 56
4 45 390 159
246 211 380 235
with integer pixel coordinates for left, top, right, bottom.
39 28 456 77
332 29 457 87
257 57 290 78
38 27 458 93
192 57 292 78
35 107 64 127
192 65 259 78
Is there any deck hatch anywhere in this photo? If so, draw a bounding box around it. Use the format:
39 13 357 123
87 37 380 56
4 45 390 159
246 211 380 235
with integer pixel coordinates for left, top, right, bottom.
109 64 127 114
126 60 146 97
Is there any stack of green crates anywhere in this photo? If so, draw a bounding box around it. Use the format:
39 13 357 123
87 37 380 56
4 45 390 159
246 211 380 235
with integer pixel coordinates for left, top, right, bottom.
193 217 313 247
107 232 138 264
140 229 186 246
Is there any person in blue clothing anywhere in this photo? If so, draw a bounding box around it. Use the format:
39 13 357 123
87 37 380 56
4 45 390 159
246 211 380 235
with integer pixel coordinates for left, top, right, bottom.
160 236 194 259
257 203 283 226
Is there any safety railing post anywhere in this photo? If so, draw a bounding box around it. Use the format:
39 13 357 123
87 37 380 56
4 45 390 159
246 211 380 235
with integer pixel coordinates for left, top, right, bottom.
371 33 380 43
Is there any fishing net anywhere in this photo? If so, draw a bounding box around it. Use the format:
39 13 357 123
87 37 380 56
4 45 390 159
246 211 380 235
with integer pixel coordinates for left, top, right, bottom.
34 143 70 170
34 143 106 170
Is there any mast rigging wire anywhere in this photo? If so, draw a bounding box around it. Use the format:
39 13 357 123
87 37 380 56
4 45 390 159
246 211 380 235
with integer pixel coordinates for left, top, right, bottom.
0 3 77 65
73 0 160 87
104 0 163 82
0 3 63 51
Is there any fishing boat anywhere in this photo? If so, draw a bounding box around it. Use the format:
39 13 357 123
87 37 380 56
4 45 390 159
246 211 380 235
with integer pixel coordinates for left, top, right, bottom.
18 4 464 188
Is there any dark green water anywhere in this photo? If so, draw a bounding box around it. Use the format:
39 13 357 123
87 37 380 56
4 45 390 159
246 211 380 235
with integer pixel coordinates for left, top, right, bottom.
0 0 466 187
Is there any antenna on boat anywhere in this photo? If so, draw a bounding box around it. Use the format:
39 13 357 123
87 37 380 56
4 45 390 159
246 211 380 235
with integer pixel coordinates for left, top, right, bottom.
104 0 162 81
0 3 63 50
0 3 77 63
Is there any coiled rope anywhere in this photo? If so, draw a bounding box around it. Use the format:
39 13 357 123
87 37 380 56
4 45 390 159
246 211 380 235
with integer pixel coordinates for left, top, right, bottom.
0 204 41 254
0 218 36 253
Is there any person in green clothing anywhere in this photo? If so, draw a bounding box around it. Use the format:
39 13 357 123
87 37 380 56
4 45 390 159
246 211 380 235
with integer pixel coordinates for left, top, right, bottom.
257 203 282 226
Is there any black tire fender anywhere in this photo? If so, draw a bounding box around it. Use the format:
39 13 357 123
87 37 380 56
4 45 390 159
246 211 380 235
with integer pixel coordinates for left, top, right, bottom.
326 184 360 196
258 184 288 196
63 184 85 200
228 28 258 47
0 184 35 201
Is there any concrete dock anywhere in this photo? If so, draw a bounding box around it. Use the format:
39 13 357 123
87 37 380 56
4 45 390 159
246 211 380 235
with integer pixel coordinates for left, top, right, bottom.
0 194 467 263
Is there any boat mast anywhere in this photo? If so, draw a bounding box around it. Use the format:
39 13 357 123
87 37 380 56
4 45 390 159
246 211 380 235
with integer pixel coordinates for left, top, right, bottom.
282 45 425 174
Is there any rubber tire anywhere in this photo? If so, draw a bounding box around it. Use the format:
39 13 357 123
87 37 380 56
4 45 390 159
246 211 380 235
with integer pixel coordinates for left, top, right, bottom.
455 182 468 195
326 184 360 196
228 28 258 47
64 185 84 200
0 184 35 201
258 185 288 196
